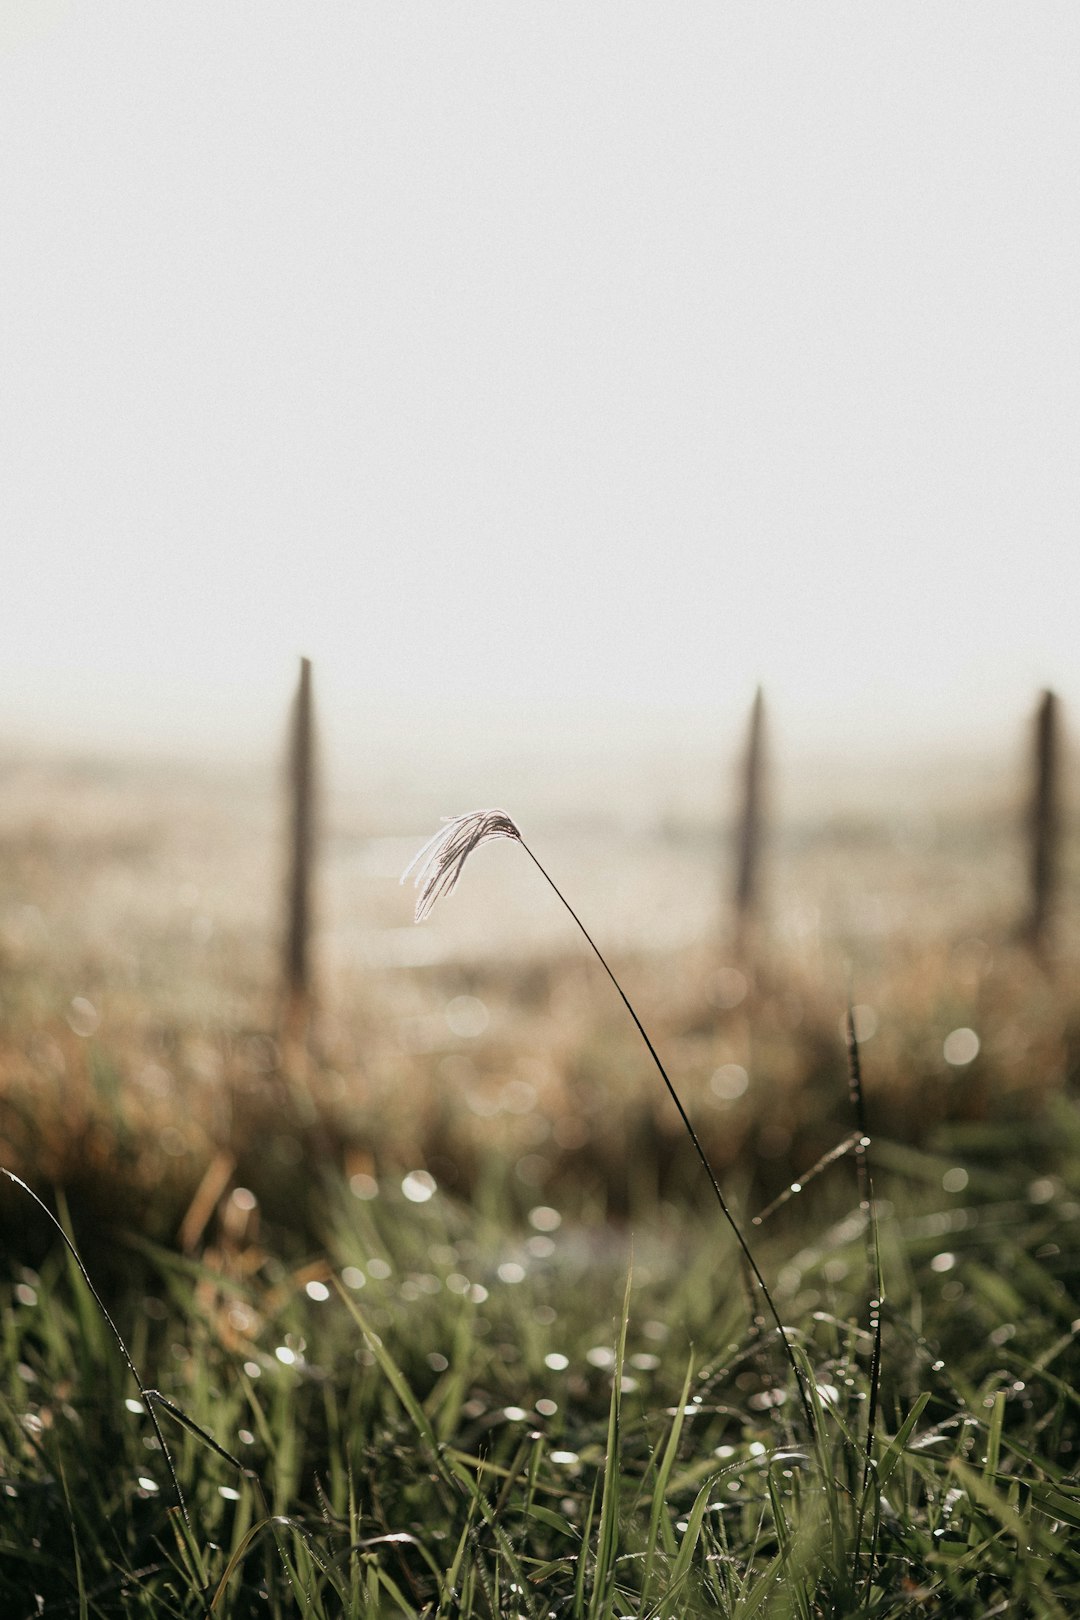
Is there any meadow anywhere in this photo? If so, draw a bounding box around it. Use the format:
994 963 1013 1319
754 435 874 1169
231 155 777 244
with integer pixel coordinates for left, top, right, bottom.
1 742 1079 1616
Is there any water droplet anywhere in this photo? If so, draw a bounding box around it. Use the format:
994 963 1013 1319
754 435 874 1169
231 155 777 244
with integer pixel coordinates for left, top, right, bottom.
66 997 99 1038
943 1028 980 1067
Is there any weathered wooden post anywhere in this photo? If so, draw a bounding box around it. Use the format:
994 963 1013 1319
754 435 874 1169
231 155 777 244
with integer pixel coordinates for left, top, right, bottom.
1026 688 1060 953
732 685 766 952
283 656 316 1040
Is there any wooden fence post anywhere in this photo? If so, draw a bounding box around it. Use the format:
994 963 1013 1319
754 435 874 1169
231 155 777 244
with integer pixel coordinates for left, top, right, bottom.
284 656 316 1038
732 685 766 951
1026 688 1060 953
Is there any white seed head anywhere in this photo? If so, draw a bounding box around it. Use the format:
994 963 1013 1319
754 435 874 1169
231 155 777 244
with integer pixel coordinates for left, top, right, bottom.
402 810 522 922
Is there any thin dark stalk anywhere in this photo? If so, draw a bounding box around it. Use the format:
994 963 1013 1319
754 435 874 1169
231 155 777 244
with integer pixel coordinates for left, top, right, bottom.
844 1006 874 1271
2 1170 208 1606
518 840 817 1440
844 1010 885 1602
860 1215 885 1605
751 1131 863 1227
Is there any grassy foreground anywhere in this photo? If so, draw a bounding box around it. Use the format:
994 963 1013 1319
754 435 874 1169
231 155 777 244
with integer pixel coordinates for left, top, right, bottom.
2 760 1080 1613
2 1094 1080 1618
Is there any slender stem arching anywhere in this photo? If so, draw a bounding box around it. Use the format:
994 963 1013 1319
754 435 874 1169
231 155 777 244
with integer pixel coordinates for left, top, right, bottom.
518 841 816 1439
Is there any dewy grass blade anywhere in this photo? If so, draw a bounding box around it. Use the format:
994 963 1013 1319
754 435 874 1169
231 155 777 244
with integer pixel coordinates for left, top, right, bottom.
1 1171 203 1581
642 1352 695 1604
588 1264 632 1620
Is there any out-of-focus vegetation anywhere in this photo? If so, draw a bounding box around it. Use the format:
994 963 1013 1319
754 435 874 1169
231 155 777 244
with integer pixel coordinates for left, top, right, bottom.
0 748 1077 1239
2 746 1080 1614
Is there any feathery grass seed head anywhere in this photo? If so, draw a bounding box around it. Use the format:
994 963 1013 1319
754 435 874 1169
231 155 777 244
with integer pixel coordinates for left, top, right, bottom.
403 809 522 922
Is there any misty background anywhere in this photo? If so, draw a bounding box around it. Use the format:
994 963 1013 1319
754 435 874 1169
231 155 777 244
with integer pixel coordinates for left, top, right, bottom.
2 3 1078 825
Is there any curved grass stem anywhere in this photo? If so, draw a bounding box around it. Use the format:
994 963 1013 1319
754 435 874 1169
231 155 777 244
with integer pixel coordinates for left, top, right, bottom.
518 840 817 1441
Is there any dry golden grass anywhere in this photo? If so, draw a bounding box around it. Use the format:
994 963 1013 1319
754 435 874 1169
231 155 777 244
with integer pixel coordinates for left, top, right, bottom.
1 746 1078 1242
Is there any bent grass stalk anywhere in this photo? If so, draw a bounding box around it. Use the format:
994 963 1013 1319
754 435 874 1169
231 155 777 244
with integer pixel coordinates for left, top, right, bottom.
404 809 817 1439
1 1168 274 1615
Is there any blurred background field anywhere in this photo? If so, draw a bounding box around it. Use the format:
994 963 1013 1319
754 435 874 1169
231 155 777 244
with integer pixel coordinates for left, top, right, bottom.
2 709 1076 1246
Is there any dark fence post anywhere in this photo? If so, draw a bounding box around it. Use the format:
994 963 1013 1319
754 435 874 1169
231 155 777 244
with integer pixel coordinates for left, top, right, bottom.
284 656 316 1037
1026 688 1060 953
732 685 766 950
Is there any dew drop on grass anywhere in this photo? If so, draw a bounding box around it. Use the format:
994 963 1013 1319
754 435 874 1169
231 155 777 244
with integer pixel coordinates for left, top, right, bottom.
445 996 489 1038
528 1205 561 1232
497 1262 526 1284
536 1398 557 1416
244 1361 261 1378
341 1267 365 1290
349 1173 379 1200
67 997 99 1037
709 968 747 1009
710 1064 749 1101
218 1486 240 1501
840 1004 878 1042
503 1406 528 1422
930 1252 956 1273
551 1450 579 1467
275 1346 296 1366
305 1280 330 1302
544 1352 569 1371
942 1168 969 1192
943 1028 980 1066
586 1346 615 1370
402 1171 437 1203
124 1398 143 1414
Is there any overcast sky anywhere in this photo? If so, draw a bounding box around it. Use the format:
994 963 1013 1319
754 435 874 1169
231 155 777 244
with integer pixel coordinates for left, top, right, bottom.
3 4 1079 770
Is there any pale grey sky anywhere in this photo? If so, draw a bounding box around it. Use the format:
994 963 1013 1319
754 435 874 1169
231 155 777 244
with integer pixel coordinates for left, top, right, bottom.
2 4 1078 768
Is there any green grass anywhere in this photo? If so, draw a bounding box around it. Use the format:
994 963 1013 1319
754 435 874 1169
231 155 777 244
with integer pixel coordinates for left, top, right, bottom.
2 1107 1079 1617
3 766 1080 1613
